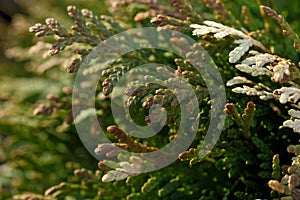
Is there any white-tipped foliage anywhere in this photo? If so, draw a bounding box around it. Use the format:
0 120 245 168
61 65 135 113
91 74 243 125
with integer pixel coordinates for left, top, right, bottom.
191 20 300 134
235 53 275 77
191 21 246 39
229 39 253 63
232 85 274 100
274 87 300 104
102 170 129 182
272 60 291 82
236 64 273 76
226 76 252 86
283 119 300 133
289 109 300 118
101 156 143 182
283 109 300 133
190 20 267 63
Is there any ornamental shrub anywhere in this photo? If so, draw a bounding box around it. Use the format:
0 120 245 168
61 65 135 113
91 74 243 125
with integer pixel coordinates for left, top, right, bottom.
1 0 300 199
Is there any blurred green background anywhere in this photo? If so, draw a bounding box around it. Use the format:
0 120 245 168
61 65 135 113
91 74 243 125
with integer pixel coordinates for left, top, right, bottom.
0 1 110 199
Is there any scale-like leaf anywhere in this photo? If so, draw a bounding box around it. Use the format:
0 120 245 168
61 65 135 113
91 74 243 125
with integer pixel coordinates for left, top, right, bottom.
229 39 253 63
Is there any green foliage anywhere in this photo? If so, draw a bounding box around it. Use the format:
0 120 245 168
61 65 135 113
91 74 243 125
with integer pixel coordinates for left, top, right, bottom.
1 0 300 199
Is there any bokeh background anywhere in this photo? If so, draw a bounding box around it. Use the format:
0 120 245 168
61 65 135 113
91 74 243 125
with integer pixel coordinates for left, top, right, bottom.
0 1 110 198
